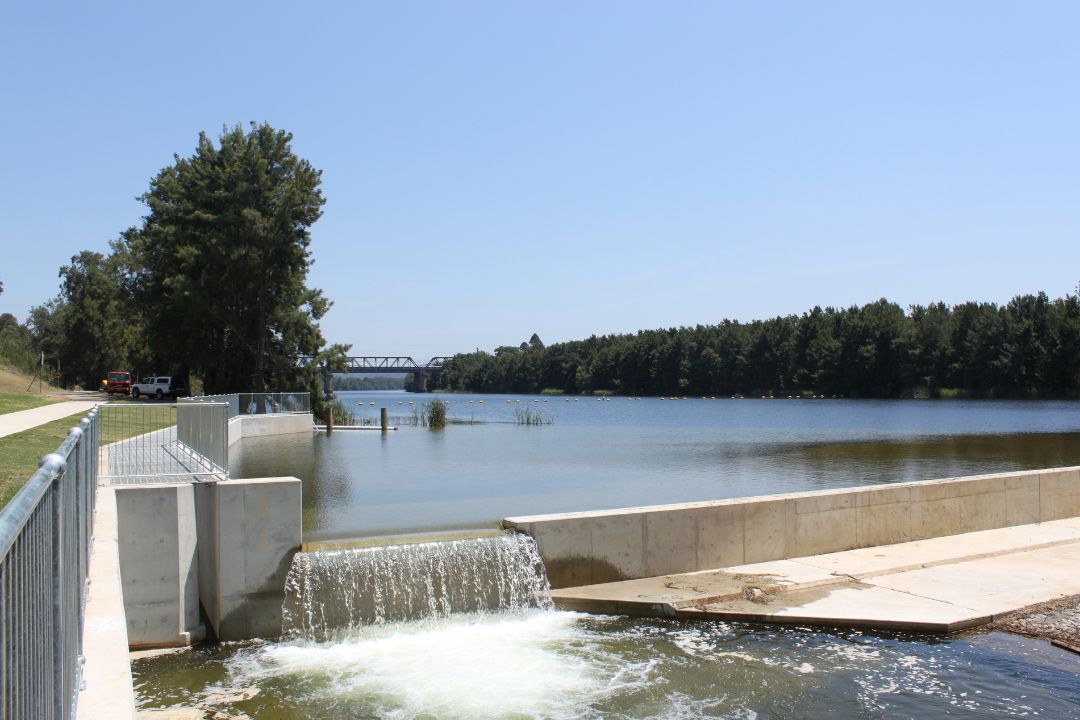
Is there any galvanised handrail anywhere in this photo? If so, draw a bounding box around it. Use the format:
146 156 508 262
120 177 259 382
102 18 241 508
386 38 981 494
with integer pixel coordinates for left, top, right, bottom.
181 391 310 419
99 403 228 484
237 392 310 416
0 407 98 720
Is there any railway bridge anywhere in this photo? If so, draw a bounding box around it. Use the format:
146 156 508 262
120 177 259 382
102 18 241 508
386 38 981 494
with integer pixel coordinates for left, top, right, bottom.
303 356 454 393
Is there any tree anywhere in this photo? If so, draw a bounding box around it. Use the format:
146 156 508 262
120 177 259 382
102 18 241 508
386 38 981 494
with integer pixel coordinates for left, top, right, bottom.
122 123 339 393
26 250 145 389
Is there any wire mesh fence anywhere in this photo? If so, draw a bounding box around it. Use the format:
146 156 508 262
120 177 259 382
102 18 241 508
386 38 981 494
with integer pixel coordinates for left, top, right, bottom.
182 392 310 419
98 402 227 484
238 392 310 416
0 407 98 720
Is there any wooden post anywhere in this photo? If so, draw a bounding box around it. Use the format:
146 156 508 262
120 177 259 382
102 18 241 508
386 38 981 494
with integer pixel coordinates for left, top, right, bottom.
326 408 334 435
380 407 388 432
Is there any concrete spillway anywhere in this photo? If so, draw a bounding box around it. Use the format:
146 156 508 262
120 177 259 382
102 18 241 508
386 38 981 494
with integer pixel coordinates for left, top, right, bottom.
281 532 553 641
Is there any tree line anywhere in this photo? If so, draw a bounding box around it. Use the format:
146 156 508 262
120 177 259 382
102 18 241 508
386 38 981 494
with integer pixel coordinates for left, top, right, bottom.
433 293 1080 399
0 123 347 405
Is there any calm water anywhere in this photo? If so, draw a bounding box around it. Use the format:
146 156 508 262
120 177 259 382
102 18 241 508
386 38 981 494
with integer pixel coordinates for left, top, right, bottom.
231 392 1080 541
136 395 1080 719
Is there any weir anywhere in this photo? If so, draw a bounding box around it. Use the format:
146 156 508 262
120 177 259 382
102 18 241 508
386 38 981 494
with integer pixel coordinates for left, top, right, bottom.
280 532 553 641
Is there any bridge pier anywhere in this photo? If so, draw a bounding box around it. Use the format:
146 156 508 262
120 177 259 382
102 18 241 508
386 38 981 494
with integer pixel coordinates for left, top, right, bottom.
413 372 429 393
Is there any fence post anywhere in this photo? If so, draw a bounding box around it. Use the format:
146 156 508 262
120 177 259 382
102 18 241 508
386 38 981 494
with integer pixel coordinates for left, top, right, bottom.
45 451 67 720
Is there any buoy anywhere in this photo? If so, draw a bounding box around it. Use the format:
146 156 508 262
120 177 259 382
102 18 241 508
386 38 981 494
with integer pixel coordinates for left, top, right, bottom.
369 402 375 405
408 401 414 405
479 400 484 404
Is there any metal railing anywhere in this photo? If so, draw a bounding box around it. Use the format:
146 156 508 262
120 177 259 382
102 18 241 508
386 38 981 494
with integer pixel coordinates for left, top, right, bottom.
182 392 310 420
0 407 98 720
98 403 228 484
180 393 240 419
238 392 310 416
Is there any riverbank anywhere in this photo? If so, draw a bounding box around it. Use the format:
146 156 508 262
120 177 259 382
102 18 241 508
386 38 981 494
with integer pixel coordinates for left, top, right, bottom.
995 595 1080 653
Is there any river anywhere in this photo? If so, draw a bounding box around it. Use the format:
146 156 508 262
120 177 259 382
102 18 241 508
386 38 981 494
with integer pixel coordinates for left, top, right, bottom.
133 394 1080 719
231 392 1080 541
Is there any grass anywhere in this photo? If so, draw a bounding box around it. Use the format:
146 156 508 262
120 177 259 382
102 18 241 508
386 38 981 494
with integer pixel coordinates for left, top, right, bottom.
1 405 177 511
0 392 58 415
0 411 89 509
0 362 58 396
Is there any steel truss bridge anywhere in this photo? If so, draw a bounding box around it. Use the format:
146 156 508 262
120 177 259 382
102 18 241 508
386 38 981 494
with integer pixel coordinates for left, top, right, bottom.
301 356 454 392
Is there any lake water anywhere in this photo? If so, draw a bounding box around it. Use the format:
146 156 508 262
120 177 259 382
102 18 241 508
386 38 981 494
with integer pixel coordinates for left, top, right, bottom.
231 392 1080 541
133 394 1080 719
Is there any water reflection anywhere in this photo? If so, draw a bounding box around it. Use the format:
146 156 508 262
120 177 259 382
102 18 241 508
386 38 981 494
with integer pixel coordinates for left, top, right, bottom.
230 393 1080 541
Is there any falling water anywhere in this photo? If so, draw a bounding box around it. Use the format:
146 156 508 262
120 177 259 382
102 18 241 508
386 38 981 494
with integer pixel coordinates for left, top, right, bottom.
281 531 553 641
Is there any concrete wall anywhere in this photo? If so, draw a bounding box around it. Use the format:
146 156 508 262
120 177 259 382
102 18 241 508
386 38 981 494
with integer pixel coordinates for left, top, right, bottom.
504 466 1080 588
227 413 313 447
196 477 302 641
115 484 204 648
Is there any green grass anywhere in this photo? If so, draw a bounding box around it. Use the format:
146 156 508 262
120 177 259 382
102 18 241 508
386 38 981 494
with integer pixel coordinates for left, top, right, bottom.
0 392 58 415
0 411 88 509
1 406 177 510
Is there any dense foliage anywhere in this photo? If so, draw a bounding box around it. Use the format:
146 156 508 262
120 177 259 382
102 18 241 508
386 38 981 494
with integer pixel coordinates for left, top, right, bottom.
433 293 1080 399
332 375 405 391
5 124 347 402
122 123 334 394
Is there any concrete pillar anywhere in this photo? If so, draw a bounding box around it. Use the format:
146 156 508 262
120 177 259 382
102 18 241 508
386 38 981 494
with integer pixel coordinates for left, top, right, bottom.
115 484 204 648
414 372 428 393
195 477 302 640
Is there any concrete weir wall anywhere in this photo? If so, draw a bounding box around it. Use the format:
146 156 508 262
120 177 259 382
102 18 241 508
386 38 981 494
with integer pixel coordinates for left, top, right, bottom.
227 412 313 447
115 477 301 646
196 477 302 640
115 484 203 648
504 466 1080 589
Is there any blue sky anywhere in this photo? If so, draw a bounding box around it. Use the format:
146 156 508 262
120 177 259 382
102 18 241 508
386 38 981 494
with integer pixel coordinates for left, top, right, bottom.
1 2 1078 361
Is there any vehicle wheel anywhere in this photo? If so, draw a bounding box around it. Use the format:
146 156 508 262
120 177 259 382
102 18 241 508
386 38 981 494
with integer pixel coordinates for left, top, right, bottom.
131 388 139 399
155 389 164 400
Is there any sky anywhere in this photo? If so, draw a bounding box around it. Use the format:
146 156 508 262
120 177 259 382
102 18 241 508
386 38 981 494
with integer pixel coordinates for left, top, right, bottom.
1 2 1078 362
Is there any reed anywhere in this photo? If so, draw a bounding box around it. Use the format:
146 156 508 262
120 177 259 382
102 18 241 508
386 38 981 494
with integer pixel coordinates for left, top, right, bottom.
514 406 553 425
327 397 356 426
427 400 447 429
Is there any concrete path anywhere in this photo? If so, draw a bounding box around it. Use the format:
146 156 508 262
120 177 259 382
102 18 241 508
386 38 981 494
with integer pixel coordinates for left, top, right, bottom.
553 518 1080 632
0 400 99 438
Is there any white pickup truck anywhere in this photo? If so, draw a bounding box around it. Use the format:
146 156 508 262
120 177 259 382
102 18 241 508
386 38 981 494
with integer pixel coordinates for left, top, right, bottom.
130 376 187 400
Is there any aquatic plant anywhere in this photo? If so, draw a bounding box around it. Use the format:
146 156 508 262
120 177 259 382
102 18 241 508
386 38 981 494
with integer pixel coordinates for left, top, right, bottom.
427 400 447 429
327 397 355 426
514 406 552 426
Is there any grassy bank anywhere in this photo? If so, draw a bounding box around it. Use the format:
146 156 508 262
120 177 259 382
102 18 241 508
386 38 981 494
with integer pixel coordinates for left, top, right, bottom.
1 405 177 510
0 393 58 415
0 411 88 509
0 364 58 415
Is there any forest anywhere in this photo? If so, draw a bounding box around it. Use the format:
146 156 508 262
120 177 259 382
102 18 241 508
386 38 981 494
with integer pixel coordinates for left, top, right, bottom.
433 293 1080 399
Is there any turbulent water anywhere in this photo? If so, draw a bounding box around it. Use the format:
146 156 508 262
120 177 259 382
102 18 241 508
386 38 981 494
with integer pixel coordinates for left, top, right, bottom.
132 395 1080 718
281 532 552 641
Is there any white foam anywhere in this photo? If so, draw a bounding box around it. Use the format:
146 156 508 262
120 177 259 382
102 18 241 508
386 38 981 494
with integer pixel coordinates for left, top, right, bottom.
231 610 619 719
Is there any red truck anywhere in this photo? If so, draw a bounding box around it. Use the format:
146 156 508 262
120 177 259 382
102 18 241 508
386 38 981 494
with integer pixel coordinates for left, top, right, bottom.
105 370 132 395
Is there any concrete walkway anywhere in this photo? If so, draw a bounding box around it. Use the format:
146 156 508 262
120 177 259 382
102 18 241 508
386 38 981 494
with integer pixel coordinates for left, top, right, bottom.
553 518 1080 632
0 400 99 438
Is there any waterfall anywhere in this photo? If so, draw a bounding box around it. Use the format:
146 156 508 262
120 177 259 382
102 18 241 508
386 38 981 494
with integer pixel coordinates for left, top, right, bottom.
281 531 553 641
